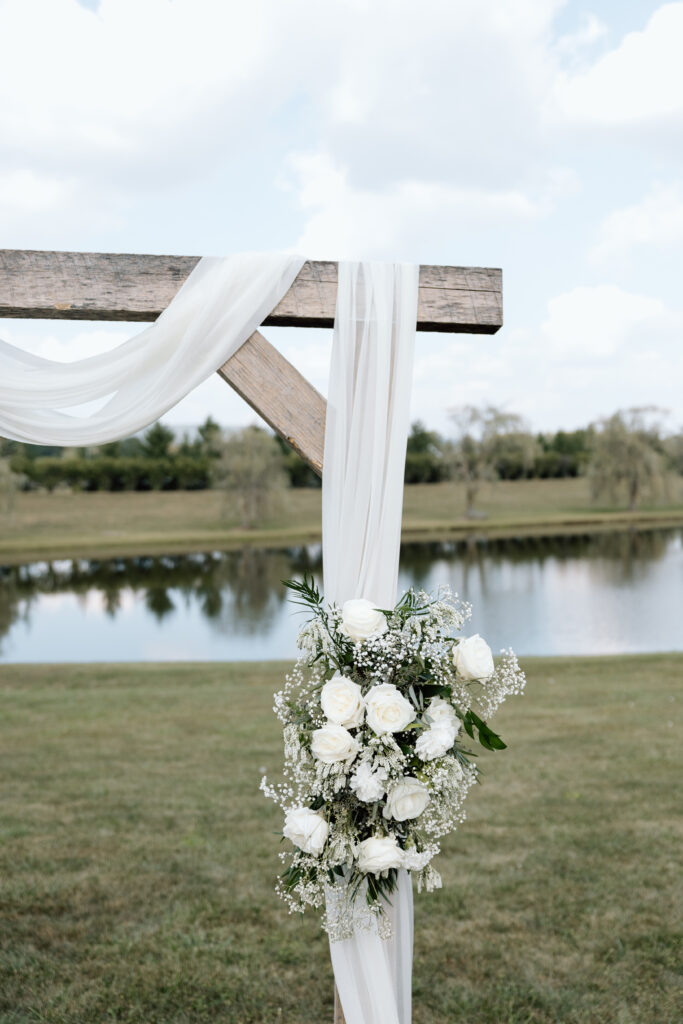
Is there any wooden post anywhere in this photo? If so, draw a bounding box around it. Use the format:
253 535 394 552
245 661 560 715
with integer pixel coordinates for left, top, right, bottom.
334 983 346 1024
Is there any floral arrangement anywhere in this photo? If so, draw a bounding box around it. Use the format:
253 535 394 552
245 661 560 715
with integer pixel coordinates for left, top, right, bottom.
261 578 525 939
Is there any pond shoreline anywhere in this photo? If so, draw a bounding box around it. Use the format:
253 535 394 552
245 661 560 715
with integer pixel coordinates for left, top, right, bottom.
2 509 682 566
2 479 683 565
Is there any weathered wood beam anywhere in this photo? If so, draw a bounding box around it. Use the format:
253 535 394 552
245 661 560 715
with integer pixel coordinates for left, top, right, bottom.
218 330 326 476
0 249 503 333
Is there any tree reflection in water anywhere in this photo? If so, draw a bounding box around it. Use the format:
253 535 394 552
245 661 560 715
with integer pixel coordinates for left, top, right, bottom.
0 530 679 655
399 529 674 589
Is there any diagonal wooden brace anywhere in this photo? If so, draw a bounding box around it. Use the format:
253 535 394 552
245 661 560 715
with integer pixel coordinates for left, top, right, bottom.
0 250 502 476
218 330 326 475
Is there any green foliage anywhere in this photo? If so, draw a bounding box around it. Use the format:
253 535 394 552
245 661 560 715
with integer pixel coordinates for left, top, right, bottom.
663 431 683 474
11 454 210 492
274 435 321 488
535 428 593 478
447 406 537 515
487 429 540 481
197 415 222 458
588 408 666 511
214 426 288 528
0 457 21 516
405 421 448 483
141 421 176 458
462 709 506 751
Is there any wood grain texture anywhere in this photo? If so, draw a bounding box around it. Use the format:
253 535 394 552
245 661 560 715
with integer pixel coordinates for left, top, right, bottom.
218 330 326 476
333 984 346 1024
0 249 503 333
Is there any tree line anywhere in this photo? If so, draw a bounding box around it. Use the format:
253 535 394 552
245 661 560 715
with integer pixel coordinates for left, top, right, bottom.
1 406 681 521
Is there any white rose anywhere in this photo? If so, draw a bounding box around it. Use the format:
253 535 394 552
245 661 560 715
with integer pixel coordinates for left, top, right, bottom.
365 683 415 735
453 634 495 681
311 723 359 764
383 777 429 821
350 762 387 802
357 835 403 874
415 721 457 761
321 673 364 728
425 696 459 729
283 806 328 856
341 598 388 642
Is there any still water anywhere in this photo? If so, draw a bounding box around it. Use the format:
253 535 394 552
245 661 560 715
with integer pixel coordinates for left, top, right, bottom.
0 530 681 663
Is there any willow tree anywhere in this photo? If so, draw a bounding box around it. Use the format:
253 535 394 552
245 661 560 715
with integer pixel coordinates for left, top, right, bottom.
447 405 538 517
214 426 288 529
588 408 666 511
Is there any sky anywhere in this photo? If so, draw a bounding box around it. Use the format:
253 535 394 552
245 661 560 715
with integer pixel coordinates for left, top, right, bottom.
1 0 681 438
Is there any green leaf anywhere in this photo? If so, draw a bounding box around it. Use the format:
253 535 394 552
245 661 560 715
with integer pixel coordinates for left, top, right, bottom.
464 709 507 751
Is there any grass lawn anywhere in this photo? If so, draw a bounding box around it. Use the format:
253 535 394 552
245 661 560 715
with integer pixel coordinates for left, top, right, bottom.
2 477 683 563
0 655 681 1023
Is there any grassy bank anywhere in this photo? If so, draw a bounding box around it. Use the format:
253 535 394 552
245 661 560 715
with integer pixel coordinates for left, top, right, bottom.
1 656 681 1023
2 477 683 563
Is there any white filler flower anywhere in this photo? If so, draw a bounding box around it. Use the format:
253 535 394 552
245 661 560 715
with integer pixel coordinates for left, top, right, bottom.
311 723 359 764
357 835 403 874
350 762 387 802
415 721 457 761
340 598 388 642
321 673 364 728
365 683 415 734
453 634 495 681
283 807 328 856
383 778 429 821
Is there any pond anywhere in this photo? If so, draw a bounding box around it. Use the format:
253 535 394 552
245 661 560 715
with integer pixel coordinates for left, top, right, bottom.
1 529 681 663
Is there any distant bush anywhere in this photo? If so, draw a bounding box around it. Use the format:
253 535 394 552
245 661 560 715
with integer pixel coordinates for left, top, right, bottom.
405 421 448 484
535 428 592 478
11 455 211 492
404 451 447 483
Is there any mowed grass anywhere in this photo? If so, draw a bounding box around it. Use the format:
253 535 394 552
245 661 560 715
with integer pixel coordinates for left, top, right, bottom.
1 656 681 1023
2 476 683 562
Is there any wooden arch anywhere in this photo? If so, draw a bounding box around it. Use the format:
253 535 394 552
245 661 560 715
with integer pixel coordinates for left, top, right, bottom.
0 247 503 1022
0 249 502 473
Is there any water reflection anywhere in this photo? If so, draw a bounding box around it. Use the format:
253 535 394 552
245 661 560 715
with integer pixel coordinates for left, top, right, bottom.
0 529 680 662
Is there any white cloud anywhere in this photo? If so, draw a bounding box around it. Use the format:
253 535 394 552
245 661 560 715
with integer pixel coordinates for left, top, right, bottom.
540 285 669 357
312 0 566 195
0 0 575 241
0 0 269 175
590 181 683 264
554 3 683 127
286 152 574 260
0 170 71 216
555 13 607 60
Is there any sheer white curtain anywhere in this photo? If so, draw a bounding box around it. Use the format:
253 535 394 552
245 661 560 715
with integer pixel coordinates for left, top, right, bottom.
323 261 419 1024
0 252 304 445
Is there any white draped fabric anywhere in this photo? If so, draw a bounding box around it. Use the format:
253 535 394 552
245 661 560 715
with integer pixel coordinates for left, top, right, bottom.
0 252 304 445
323 261 419 1024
